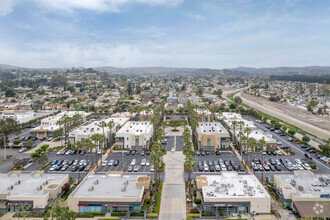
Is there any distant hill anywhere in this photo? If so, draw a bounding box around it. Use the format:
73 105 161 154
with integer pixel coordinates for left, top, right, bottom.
227 66 330 75
1 63 330 76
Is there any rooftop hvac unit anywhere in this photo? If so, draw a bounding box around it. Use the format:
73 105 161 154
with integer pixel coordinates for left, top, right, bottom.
121 186 127 192
319 177 325 182
7 185 14 190
94 180 99 185
290 180 296 187
298 185 304 191
88 186 94 191
124 180 129 186
15 180 21 185
37 185 43 191
43 180 48 186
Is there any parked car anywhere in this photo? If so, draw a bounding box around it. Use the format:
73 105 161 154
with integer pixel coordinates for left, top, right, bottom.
131 159 136 166
150 165 155 172
113 160 119 166
128 166 133 172
146 150 150 155
61 165 69 171
131 150 136 155
134 165 139 172
108 160 114 166
71 165 79 172
203 165 209 171
126 150 131 155
102 160 108 166
141 159 146 166
196 151 201 156
141 150 145 156
51 160 58 165
19 148 27 153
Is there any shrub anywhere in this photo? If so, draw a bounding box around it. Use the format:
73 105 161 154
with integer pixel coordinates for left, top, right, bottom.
310 164 317 169
146 213 158 218
202 212 215 216
194 198 201 204
111 212 126 216
188 213 199 217
153 181 163 213
13 138 21 145
302 136 310 142
130 212 144 216
288 129 296 136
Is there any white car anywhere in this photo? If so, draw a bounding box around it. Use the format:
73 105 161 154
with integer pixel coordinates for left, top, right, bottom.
131 159 136 166
108 160 114 166
97 150 102 155
204 165 209 171
277 141 282 145
56 150 63 155
150 165 155 172
146 160 150 166
221 164 227 171
141 159 146 166
295 159 302 164
164 133 170 138
49 165 57 171
65 150 72 155
102 160 108 166
171 147 175 152
296 164 304 170
19 148 27 153
73 160 79 166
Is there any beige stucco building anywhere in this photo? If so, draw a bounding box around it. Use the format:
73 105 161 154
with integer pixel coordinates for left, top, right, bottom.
195 172 271 215
196 122 231 151
67 173 150 214
0 171 68 213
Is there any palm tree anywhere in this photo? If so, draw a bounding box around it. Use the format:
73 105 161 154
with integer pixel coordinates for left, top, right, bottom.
72 114 82 127
83 138 94 169
98 121 108 150
150 141 162 190
91 133 106 168
0 118 21 160
240 135 248 163
248 137 257 165
57 114 72 148
74 141 83 180
231 121 237 147
184 152 196 196
259 139 267 153
244 127 252 162
107 120 115 147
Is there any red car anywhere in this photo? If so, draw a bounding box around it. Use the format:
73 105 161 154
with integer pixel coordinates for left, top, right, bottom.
309 150 316 153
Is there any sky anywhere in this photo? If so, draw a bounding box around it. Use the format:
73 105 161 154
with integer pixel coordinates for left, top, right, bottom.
0 0 330 68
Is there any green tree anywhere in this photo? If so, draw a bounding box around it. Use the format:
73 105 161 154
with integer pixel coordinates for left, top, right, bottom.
45 199 75 220
169 119 181 131
150 141 162 190
91 133 105 168
234 96 242 105
74 141 84 180
288 129 296 136
184 153 196 196
0 118 21 160
38 153 48 165
56 114 72 148
302 136 310 143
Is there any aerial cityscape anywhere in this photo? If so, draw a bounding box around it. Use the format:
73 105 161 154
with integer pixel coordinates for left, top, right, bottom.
0 0 329 220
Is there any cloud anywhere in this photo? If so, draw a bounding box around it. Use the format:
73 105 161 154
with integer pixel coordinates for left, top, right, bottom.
0 0 16 16
0 0 184 15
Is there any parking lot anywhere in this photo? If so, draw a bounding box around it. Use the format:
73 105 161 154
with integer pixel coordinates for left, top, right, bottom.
97 151 153 173
24 150 102 173
193 151 245 174
243 115 330 176
163 135 183 151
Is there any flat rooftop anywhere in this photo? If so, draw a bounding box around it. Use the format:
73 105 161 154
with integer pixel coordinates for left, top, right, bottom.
275 171 330 198
221 112 243 120
199 172 270 201
117 121 153 135
197 122 229 134
70 174 145 201
0 172 68 197
237 129 276 143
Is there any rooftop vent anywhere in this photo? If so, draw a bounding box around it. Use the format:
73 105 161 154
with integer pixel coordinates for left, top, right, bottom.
124 180 129 186
94 180 99 185
7 185 14 190
121 186 127 192
37 185 42 191
43 180 48 186
15 180 21 185
88 186 94 191
298 185 304 191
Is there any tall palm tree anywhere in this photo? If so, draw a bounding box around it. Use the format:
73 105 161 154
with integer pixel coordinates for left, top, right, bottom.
150 141 162 190
244 127 252 162
259 139 267 153
248 137 257 165
107 120 115 148
98 121 108 150
74 141 83 180
57 114 72 148
231 121 238 147
240 135 248 163
184 152 196 196
83 138 94 169
91 133 106 168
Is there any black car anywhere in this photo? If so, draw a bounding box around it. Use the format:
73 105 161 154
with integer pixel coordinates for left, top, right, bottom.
71 165 79 172
275 165 281 171
57 160 63 165
196 151 201 156
269 165 276 171
301 145 308 149
209 165 215 172
201 151 206 156
113 160 119 166
271 151 277 156
198 166 204 171
55 165 63 171
79 150 86 155
270 128 275 131
79 165 85 171
141 150 145 156
305 153 313 160
131 150 136 155
215 151 220 155
266 151 272 155
146 150 150 155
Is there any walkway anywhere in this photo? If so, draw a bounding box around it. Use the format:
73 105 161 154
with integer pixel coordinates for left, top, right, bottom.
159 149 186 220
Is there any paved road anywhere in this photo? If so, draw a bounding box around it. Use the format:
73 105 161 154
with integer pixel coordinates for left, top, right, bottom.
159 151 186 220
